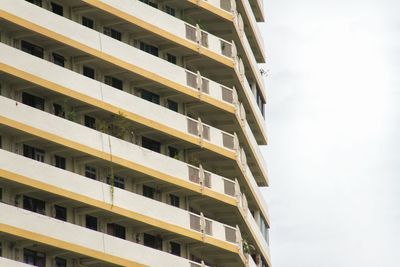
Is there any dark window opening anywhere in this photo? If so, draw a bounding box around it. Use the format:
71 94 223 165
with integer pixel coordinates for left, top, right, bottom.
85 215 98 230
84 115 96 129
169 194 180 208
142 136 161 153
165 6 176 17
83 66 95 79
55 257 67 267
139 41 159 56
143 185 155 199
166 53 177 64
82 16 94 29
23 144 45 162
104 27 122 41
143 233 162 250
170 241 181 256
23 195 45 215
53 103 65 118
167 99 178 112
54 155 66 169
21 40 44 58
105 76 123 90
168 146 179 159
24 249 45 267
52 53 65 67
106 175 125 189
85 165 97 180
141 89 160 104
54 205 67 221
139 0 157 8
22 92 44 111
107 223 126 239
26 0 42 7
51 2 63 16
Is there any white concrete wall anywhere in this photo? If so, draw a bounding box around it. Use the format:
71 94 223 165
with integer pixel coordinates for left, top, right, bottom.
0 258 32 267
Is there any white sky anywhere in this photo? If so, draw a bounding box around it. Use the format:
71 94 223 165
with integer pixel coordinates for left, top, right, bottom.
259 0 400 266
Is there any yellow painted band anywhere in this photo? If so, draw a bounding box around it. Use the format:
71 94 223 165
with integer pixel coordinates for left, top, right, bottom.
0 169 238 254
0 63 236 161
0 10 235 115
0 223 146 267
0 116 237 208
82 0 234 68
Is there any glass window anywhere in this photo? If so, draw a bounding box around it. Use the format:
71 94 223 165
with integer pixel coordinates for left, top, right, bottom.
82 16 94 29
55 257 67 267
170 241 181 256
166 53 177 64
141 89 160 104
22 92 45 111
24 249 45 267
142 136 161 153
107 223 126 239
21 40 44 58
26 0 42 7
53 103 65 118
84 115 96 129
168 146 179 159
23 195 46 215
51 2 63 16
55 205 67 221
106 175 125 189
139 41 159 56
139 0 157 8
52 53 65 67
85 215 97 230
165 6 176 17
143 185 155 199
54 155 66 169
169 194 180 208
143 233 162 249
85 165 97 180
105 76 123 90
104 27 122 41
167 99 178 112
23 144 45 162
83 66 95 79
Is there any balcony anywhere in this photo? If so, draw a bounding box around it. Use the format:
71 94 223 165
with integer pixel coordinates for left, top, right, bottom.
0 149 243 258
0 203 231 267
0 258 32 267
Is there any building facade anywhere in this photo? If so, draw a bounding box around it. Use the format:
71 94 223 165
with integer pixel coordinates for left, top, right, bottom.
0 0 270 266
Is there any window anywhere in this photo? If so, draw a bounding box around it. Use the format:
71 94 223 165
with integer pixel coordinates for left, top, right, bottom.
0 241 2 257
139 0 157 8
23 195 45 215
170 241 181 256
54 155 66 169
84 115 96 129
23 144 45 162
82 16 94 29
107 223 126 239
139 41 159 56
52 53 65 67
55 257 67 267
105 76 123 90
103 27 122 41
168 146 179 159
142 136 161 153
256 88 265 117
21 40 44 58
85 165 97 180
54 205 67 221
166 53 177 64
53 103 65 118
22 92 44 111
106 175 125 189
169 194 180 208
83 66 95 79
0 188 2 202
141 90 160 104
143 233 162 250
24 249 45 267
142 185 155 199
51 2 63 16
165 6 176 17
167 99 178 112
26 0 42 7
85 215 98 230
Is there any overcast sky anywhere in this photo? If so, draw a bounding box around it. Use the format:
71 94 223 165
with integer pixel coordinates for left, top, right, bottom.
260 0 400 266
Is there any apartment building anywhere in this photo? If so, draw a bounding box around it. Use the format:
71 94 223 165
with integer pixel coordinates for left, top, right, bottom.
0 0 270 266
